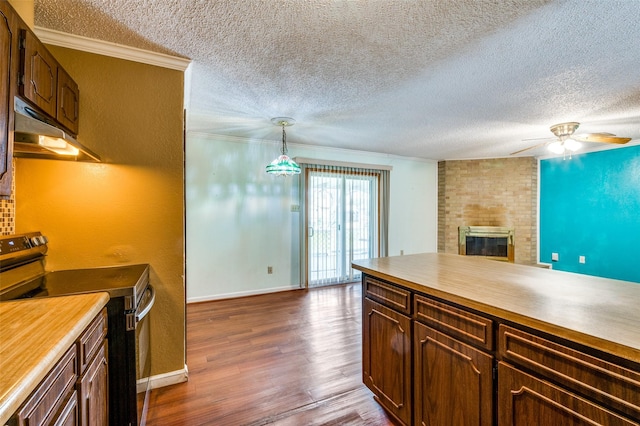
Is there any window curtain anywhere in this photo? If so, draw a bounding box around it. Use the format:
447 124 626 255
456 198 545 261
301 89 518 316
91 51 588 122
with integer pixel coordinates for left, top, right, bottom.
296 158 391 288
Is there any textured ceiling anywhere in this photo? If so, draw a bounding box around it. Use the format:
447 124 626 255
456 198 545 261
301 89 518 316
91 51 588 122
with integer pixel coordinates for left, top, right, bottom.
34 0 640 160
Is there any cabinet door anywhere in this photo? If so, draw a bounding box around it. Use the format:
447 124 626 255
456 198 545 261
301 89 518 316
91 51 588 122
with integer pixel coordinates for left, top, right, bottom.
56 66 79 134
20 28 58 118
498 362 640 426
363 297 412 426
0 3 15 196
414 322 493 426
78 342 108 426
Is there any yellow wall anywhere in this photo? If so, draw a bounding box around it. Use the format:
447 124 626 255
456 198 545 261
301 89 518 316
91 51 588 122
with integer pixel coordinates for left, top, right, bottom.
7 0 33 27
15 47 186 376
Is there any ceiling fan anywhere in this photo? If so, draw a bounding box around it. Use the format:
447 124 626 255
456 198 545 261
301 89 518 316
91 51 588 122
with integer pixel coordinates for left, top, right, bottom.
511 122 632 155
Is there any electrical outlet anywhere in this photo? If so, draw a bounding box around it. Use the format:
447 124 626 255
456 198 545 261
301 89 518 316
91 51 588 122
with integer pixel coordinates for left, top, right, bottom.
291 204 300 212
579 256 586 264
267 266 273 274
551 253 559 261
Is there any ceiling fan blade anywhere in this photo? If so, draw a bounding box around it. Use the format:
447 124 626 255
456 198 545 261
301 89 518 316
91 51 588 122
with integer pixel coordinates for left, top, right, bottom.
510 141 549 155
521 136 554 142
572 133 632 144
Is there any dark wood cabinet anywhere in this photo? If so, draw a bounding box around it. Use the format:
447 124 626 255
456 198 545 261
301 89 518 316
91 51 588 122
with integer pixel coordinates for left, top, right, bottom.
56 66 79 135
19 27 58 119
19 26 80 136
414 322 494 426
10 309 108 426
78 343 108 426
77 308 108 426
13 346 78 426
0 1 16 197
359 267 640 426
55 391 79 426
363 297 412 426
0 1 82 197
498 362 639 426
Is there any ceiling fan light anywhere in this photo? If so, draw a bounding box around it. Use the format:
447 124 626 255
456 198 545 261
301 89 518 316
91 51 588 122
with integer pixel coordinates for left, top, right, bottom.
564 139 582 152
547 141 565 154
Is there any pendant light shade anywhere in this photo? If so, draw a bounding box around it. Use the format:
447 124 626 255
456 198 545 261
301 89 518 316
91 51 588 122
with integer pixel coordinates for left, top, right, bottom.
266 117 301 176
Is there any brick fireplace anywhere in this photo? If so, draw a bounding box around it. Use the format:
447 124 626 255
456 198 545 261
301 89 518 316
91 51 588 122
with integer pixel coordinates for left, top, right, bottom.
438 157 537 265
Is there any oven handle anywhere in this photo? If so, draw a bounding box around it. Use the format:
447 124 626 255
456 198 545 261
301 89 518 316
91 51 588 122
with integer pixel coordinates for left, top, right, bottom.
136 285 156 323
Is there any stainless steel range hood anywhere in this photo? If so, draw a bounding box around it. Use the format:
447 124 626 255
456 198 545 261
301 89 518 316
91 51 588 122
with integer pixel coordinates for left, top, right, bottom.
13 97 101 162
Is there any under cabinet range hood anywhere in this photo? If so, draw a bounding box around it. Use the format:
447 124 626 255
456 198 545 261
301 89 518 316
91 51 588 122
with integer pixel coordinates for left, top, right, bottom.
13 97 101 162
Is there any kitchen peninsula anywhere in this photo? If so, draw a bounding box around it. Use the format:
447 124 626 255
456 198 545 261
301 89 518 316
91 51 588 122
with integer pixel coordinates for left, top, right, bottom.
353 253 640 426
0 292 109 425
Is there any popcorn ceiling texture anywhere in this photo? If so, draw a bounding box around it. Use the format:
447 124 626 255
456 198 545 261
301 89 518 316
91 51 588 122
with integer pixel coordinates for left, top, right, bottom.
34 0 640 160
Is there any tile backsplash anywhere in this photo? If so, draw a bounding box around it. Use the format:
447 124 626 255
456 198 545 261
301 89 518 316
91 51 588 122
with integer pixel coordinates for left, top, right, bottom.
1 158 16 235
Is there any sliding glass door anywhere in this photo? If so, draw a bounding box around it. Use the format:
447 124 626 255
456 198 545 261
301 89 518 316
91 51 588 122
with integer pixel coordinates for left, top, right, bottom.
307 170 378 287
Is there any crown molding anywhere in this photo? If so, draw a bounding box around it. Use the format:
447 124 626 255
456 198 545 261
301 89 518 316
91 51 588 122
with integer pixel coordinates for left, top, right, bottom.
34 26 191 71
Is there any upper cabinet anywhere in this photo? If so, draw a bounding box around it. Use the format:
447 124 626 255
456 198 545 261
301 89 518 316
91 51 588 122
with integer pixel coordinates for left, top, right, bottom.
20 26 80 135
0 1 82 197
20 28 57 119
0 2 17 197
56 66 80 135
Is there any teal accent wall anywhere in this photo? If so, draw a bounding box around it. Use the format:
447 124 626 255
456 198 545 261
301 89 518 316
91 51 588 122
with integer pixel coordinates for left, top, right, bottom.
540 145 640 283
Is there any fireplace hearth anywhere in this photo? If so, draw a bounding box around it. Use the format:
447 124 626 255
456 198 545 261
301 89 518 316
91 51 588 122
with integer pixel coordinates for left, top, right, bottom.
458 226 514 262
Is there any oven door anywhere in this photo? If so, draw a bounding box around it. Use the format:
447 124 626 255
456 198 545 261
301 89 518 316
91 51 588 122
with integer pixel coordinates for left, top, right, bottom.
135 284 155 425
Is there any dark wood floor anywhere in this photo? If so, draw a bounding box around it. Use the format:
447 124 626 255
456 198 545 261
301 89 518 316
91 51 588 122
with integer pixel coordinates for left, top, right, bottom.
146 283 394 426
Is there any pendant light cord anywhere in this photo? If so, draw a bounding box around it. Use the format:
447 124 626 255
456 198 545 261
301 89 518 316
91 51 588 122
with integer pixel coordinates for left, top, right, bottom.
281 125 288 155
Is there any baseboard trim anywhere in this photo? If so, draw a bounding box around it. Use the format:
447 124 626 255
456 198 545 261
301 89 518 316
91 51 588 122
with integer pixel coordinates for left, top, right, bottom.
144 365 189 391
187 285 303 304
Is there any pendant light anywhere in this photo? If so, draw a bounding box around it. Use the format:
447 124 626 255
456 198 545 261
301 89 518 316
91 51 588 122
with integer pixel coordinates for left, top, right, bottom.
266 117 301 176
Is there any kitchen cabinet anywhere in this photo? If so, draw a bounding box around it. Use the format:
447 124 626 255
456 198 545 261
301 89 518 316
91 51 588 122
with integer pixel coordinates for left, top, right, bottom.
362 297 412 426
354 253 640 426
19 26 80 135
56 66 80 135
0 2 80 191
498 363 638 425
77 309 108 426
498 324 640 425
78 343 108 426
0 1 17 197
413 294 494 425
12 346 78 426
10 308 108 426
414 323 493 426
20 27 58 120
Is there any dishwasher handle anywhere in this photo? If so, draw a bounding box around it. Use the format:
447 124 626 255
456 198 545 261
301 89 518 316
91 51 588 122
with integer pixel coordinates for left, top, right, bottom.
136 285 156 323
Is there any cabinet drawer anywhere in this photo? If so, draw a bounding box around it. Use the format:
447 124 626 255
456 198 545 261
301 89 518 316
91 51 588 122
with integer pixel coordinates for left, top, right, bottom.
498 362 639 426
499 325 640 420
415 295 493 350
78 308 108 374
15 346 78 426
364 276 411 315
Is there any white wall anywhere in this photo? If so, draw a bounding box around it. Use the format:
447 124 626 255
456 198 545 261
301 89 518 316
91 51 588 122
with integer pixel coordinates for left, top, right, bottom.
185 132 437 302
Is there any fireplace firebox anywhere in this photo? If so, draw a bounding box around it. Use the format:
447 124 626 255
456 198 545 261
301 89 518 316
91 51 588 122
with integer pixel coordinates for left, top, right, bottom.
458 226 514 262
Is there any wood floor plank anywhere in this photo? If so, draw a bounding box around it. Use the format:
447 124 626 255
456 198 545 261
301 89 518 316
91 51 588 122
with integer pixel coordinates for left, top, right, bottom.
146 283 394 425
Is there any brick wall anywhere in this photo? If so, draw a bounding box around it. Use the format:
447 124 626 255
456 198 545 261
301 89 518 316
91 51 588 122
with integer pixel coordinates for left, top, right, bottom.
438 157 538 265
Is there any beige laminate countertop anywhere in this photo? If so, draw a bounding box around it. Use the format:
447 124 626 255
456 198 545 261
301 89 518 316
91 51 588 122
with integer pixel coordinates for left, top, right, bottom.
0 292 109 425
353 253 640 365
